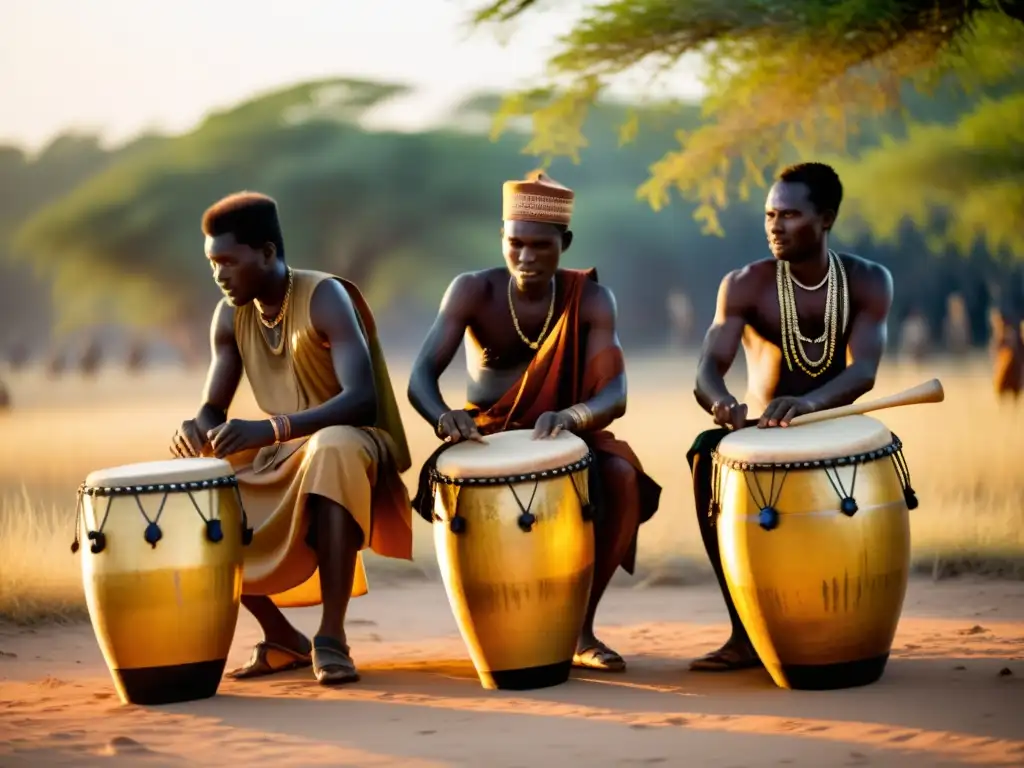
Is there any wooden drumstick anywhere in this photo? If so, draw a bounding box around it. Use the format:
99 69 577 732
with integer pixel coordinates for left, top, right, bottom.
787 378 945 427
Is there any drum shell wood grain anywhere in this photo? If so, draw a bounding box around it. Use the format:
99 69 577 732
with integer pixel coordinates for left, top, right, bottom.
79 485 244 705
433 470 595 690
716 455 910 690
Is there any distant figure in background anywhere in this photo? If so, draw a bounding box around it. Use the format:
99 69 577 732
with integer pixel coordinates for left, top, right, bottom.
79 337 103 377
898 308 930 363
126 339 147 374
6 341 30 372
990 307 1023 400
666 289 695 350
45 347 66 379
0 378 9 411
943 293 971 357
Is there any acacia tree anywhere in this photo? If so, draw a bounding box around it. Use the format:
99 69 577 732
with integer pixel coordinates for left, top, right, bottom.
471 0 1024 253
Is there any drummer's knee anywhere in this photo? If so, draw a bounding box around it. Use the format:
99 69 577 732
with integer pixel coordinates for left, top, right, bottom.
306 426 372 465
598 456 639 516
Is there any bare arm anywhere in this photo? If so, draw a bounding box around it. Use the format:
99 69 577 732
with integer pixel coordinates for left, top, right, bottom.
281 279 378 438
195 299 243 435
566 283 627 432
693 270 748 413
407 273 483 429
802 263 893 410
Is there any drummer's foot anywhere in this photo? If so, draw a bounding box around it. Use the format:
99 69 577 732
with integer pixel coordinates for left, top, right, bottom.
312 635 360 686
226 635 313 680
573 636 626 673
689 637 761 672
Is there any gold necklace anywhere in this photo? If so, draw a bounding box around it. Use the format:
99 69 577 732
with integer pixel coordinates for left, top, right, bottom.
777 251 849 377
508 276 556 351
255 267 293 329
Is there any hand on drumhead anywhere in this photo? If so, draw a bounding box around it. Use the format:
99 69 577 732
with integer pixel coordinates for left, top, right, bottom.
170 419 207 458
532 411 574 440
438 410 486 444
711 398 747 431
206 419 275 458
757 396 816 428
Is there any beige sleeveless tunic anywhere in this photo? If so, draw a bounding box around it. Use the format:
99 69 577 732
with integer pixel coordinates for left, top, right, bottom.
230 268 413 606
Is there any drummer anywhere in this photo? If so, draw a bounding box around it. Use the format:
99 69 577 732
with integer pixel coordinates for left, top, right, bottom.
407 170 662 673
688 162 895 672
169 192 414 686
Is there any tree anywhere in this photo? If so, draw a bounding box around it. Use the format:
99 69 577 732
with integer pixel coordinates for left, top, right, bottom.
828 92 1024 259
470 0 1024 240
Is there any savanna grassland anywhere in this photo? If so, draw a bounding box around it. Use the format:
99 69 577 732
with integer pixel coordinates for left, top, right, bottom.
1 352 1022 624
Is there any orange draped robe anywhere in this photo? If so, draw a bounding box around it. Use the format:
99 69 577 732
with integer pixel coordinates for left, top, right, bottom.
414 268 661 573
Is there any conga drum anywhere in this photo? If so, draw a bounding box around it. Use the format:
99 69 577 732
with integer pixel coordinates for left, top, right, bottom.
712 415 918 690
431 430 596 690
72 458 252 705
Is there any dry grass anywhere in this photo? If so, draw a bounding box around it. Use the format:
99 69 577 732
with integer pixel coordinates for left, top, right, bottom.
1 351 1022 624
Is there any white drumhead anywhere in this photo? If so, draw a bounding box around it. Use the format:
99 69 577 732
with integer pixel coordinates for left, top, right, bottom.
435 429 590 479
716 415 892 464
85 458 235 488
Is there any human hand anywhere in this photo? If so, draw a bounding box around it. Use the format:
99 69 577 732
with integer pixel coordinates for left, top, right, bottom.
757 396 817 428
170 418 207 458
206 419 276 458
532 410 576 439
436 410 486 444
711 397 748 430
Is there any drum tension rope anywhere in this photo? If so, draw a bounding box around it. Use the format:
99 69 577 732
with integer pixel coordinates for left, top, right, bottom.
70 478 255 554
432 452 595 534
742 465 788 532
890 449 919 510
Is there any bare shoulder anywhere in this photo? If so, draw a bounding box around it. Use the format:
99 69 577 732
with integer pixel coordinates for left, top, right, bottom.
211 297 237 339
580 277 617 323
440 268 500 316
310 276 356 315
309 277 361 335
837 252 893 302
720 258 774 305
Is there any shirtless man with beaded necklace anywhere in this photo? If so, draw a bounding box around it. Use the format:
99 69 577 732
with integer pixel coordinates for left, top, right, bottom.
686 162 895 672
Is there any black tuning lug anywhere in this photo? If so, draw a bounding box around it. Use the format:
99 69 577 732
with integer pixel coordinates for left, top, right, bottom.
205 518 224 543
144 521 163 548
517 511 536 533
450 515 467 534
87 530 107 554
840 497 859 517
904 487 919 510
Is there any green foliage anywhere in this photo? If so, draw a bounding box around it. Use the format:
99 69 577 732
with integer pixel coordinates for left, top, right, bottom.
828 93 1024 259
9 78 709 339
471 0 1024 238
7 72 1021 348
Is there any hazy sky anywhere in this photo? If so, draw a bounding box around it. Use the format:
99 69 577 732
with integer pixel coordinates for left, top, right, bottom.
1 1 706 152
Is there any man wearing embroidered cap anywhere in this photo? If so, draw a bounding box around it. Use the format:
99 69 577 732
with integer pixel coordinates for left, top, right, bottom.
408 170 662 673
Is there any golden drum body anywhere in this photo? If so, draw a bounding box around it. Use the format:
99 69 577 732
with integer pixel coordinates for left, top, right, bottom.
713 416 916 690
74 458 252 705
432 430 595 690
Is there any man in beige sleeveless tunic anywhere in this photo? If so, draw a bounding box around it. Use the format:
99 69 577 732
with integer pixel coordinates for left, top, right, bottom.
169 192 414 685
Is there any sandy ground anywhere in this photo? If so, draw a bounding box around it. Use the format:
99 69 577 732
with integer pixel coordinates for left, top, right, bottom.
2 578 1023 767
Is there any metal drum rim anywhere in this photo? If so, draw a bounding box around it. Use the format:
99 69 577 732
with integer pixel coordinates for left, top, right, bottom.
711 436 903 473
430 450 595 487
78 474 240 497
